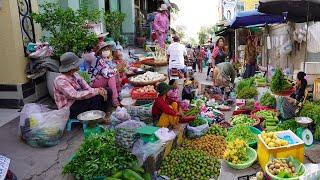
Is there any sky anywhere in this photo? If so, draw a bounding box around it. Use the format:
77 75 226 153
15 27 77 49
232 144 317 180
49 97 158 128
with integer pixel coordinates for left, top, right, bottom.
170 0 220 40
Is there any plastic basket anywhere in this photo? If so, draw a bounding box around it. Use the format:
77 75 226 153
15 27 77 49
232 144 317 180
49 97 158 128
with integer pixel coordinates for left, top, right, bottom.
226 147 257 170
265 158 305 180
257 130 305 171
131 87 158 100
228 126 261 148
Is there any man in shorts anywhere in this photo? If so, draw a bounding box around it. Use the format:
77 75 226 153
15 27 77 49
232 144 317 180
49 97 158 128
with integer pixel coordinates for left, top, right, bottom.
167 36 187 77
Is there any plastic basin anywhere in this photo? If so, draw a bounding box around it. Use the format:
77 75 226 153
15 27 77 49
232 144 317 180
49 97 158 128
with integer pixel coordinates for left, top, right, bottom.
265 158 305 180
228 126 261 148
226 147 257 170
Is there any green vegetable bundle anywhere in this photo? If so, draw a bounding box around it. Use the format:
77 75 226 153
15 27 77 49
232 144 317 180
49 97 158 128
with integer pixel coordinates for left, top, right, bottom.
63 130 137 179
189 116 207 127
237 86 258 99
159 149 220 179
300 101 320 140
236 77 255 94
226 125 257 144
78 71 91 84
207 125 227 137
271 69 292 93
230 114 256 126
260 92 276 108
255 110 279 131
276 119 299 133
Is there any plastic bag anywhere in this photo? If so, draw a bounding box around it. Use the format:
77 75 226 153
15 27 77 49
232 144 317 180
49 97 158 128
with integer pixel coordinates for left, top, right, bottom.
127 104 153 124
114 107 130 121
115 120 146 150
120 85 134 99
132 139 163 166
186 122 209 138
154 128 176 142
19 103 69 147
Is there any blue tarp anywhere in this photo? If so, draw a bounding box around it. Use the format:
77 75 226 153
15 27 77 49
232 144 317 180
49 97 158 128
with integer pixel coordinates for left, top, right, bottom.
229 10 285 29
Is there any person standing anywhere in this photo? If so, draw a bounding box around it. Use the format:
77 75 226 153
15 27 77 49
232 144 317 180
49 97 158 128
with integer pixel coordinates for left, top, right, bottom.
186 44 196 71
212 37 227 66
153 4 169 49
206 47 212 79
243 36 257 79
195 46 205 73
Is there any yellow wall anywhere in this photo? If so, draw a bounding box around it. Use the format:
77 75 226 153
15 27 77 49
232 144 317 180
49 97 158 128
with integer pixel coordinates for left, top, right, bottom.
240 0 259 11
0 0 30 84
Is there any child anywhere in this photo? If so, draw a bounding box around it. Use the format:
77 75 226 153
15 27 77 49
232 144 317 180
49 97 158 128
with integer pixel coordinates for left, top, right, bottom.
167 79 180 104
182 80 194 101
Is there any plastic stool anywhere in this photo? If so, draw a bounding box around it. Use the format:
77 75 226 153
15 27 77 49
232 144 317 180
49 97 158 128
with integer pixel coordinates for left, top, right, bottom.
66 119 87 132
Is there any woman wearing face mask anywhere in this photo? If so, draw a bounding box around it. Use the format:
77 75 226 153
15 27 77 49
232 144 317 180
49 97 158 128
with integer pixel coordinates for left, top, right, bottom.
82 41 120 107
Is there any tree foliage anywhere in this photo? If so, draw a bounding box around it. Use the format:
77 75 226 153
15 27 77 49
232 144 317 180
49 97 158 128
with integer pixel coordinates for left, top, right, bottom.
104 11 126 43
32 2 100 57
197 25 221 45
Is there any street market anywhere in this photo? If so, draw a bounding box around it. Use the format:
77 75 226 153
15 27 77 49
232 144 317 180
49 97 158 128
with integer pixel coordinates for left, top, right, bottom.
1 0 320 180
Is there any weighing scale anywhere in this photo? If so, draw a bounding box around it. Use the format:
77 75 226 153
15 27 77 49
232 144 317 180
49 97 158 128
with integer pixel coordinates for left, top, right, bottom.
295 117 313 146
77 110 106 138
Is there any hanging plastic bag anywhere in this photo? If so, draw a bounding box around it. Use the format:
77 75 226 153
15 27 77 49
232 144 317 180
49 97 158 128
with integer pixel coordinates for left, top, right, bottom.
186 121 209 138
132 139 163 166
115 120 146 150
19 103 69 147
154 128 176 142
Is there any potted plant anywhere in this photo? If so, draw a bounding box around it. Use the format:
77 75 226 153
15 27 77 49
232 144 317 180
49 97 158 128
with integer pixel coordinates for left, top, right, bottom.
32 3 100 98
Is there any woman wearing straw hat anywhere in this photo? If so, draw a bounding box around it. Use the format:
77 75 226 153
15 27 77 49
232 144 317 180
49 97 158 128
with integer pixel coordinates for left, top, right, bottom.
153 4 169 48
53 52 109 119
82 41 120 107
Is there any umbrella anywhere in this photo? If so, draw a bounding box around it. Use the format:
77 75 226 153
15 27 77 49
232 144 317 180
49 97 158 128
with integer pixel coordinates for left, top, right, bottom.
258 0 320 23
229 10 285 29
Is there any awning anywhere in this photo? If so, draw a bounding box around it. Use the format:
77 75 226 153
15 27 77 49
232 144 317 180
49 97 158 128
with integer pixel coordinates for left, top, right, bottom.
229 10 285 29
258 0 320 23
215 27 234 36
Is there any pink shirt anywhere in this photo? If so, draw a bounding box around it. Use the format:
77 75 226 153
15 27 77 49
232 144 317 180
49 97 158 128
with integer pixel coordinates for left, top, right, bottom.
153 12 169 33
53 73 99 109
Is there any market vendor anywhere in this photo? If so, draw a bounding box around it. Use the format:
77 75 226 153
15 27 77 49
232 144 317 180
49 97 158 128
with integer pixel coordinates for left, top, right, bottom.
53 52 109 119
152 82 182 128
277 71 307 119
212 62 236 89
82 41 120 107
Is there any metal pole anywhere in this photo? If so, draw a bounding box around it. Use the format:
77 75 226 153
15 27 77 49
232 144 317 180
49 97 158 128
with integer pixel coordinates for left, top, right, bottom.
304 2 310 72
266 24 269 81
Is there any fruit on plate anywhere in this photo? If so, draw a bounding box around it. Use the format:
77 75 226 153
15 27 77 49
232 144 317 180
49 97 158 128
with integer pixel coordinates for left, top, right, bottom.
261 131 288 148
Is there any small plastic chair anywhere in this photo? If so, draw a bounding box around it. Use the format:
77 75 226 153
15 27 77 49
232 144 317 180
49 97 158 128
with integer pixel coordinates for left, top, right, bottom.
66 119 87 132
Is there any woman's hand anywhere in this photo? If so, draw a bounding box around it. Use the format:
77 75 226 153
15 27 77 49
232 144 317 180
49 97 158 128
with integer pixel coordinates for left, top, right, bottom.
98 88 107 100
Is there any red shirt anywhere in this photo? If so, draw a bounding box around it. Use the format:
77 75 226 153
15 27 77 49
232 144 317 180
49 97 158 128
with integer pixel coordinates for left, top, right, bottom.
152 96 178 117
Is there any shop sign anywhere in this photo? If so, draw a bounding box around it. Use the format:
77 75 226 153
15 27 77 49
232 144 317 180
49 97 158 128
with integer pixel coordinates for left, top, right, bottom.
222 0 237 20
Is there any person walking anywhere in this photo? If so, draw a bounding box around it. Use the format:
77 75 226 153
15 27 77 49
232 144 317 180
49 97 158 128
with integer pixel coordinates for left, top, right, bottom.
186 44 196 71
243 36 257 79
195 45 205 73
206 47 212 79
212 37 227 66
167 36 188 77
153 4 169 49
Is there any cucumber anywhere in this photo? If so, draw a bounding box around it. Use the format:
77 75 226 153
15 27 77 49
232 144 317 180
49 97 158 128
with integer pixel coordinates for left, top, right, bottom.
143 173 152 180
123 169 144 180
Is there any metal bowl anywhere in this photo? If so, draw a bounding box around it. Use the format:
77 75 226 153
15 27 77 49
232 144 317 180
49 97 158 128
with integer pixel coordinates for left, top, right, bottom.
77 110 106 122
295 117 313 126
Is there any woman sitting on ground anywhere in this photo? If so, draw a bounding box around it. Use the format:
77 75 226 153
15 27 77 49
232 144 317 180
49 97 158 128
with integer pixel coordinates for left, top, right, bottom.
53 52 109 119
277 71 308 119
152 82 182 128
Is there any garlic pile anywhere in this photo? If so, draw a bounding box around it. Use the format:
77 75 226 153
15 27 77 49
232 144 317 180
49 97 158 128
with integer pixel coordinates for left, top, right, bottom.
131 71 165 82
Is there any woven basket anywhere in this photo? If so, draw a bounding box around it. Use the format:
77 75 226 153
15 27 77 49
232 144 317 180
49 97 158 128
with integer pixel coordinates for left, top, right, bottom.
128 74 167 86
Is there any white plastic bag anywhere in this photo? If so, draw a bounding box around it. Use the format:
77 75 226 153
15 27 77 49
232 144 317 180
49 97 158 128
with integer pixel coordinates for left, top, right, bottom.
154 128 176 142
19 103 69 147
114 107 130 121
132 139 164 166
186 122 209 138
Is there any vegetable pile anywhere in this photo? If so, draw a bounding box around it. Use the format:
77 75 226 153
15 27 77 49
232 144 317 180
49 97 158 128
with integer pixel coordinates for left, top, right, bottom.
207 125 227 137
130 71 165 83
230 114 256 126
271 69 292 93
182 135 226 158
226 125 257 144
236 86 258 99
189 116 207 127
224 139 248 164
239 99 255 110
63 130 137 179
236 77 255 94
218 121 232 129
300 101 320 140
276 119 299 133
261 131 288 148
255 110 279 131
266 157 305 178
159 149 221 179
106 162 151 180
260 92 276 108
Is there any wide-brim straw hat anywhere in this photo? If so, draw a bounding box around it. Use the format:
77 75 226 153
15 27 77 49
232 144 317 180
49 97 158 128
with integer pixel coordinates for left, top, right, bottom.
59 52 83 73
159 4 168 11
95 41 116 54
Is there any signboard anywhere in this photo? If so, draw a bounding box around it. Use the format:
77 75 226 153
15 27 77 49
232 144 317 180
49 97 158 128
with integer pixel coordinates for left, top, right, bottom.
0 155 10 180
222 0 237 20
